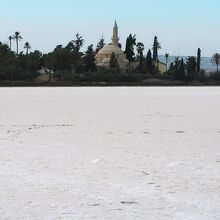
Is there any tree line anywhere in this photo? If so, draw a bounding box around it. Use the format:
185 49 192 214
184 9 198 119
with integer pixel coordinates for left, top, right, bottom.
0 31 220 83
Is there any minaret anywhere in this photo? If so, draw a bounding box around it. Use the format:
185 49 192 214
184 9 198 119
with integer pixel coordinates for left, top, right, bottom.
112 20 119 47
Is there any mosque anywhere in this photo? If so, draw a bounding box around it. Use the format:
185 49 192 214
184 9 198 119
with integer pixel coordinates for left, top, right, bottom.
96 21 166 74
96 21 129 72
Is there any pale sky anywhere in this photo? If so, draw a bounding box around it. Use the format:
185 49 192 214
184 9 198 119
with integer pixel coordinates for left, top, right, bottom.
1 0 220 57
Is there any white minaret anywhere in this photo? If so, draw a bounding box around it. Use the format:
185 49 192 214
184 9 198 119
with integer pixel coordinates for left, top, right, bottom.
112 20 119 47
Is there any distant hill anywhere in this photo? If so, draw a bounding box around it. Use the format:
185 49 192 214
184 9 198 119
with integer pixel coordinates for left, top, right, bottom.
158 55 216 71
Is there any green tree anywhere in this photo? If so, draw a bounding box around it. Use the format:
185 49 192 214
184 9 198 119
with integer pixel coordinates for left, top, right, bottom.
110 52 119 69
24 42 31 55
7 57 17 82
29 50 42 71
41 53 55 81
197 48 201 72
125 34 136 62
13 32 22 55
85 44 96 72
0 42 15 80
165 53 169 72
41 53 55 69
66 33 84 53
136 42 144 73
146 49 153 74
173 57 181 79
169 57 185 80
53 45 73 72
174 58 180 72
186 56 197 80
66 34 84 72
96 36 105 53
211 53 220 72
152 36 161 71
179 58 186 79
24 50 41 81
8 36 13 51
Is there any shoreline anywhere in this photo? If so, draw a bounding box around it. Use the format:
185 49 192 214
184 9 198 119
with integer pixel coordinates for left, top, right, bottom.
1 80 220 87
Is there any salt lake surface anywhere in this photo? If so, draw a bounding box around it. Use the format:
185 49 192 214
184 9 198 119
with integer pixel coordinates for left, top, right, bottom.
0 87 219 220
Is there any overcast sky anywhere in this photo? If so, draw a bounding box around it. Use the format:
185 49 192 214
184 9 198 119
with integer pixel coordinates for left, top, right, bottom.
1 0 220 57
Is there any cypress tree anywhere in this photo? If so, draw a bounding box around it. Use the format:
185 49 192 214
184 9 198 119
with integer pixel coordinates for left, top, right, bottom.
179 58 186 80
197 48 201 72
152 36 161 61
146 49 153 74
85 44 96 72
125 34 136 62
110 52 119 69
152 36 161 72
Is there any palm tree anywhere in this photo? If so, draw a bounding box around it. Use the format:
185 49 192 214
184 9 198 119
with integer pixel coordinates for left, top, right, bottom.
211 53 220 72
165 53 169 72
8 36 13 51
13 31 22 55
24 42 31 55
136 42 144 55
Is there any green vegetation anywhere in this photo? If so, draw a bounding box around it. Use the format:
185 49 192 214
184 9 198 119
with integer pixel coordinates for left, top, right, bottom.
0 31 220 86
13 32 22 55
96 36 105 53
146 49 154 74
136 42 144 73
152 36 161 71
24 42 31 55
125 34 136 62
211 53 220 72
109 52 119 70
197 48 201 73
85 45 96 72
165 53 169 72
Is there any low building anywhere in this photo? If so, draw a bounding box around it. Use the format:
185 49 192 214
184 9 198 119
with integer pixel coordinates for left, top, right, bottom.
155 61 167 74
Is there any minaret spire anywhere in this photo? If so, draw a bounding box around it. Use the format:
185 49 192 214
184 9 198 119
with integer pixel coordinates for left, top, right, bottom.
112 20 119 47
114 20 118 28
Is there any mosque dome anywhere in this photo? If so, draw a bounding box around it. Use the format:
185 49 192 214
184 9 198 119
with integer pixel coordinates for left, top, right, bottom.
98 44 124 56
